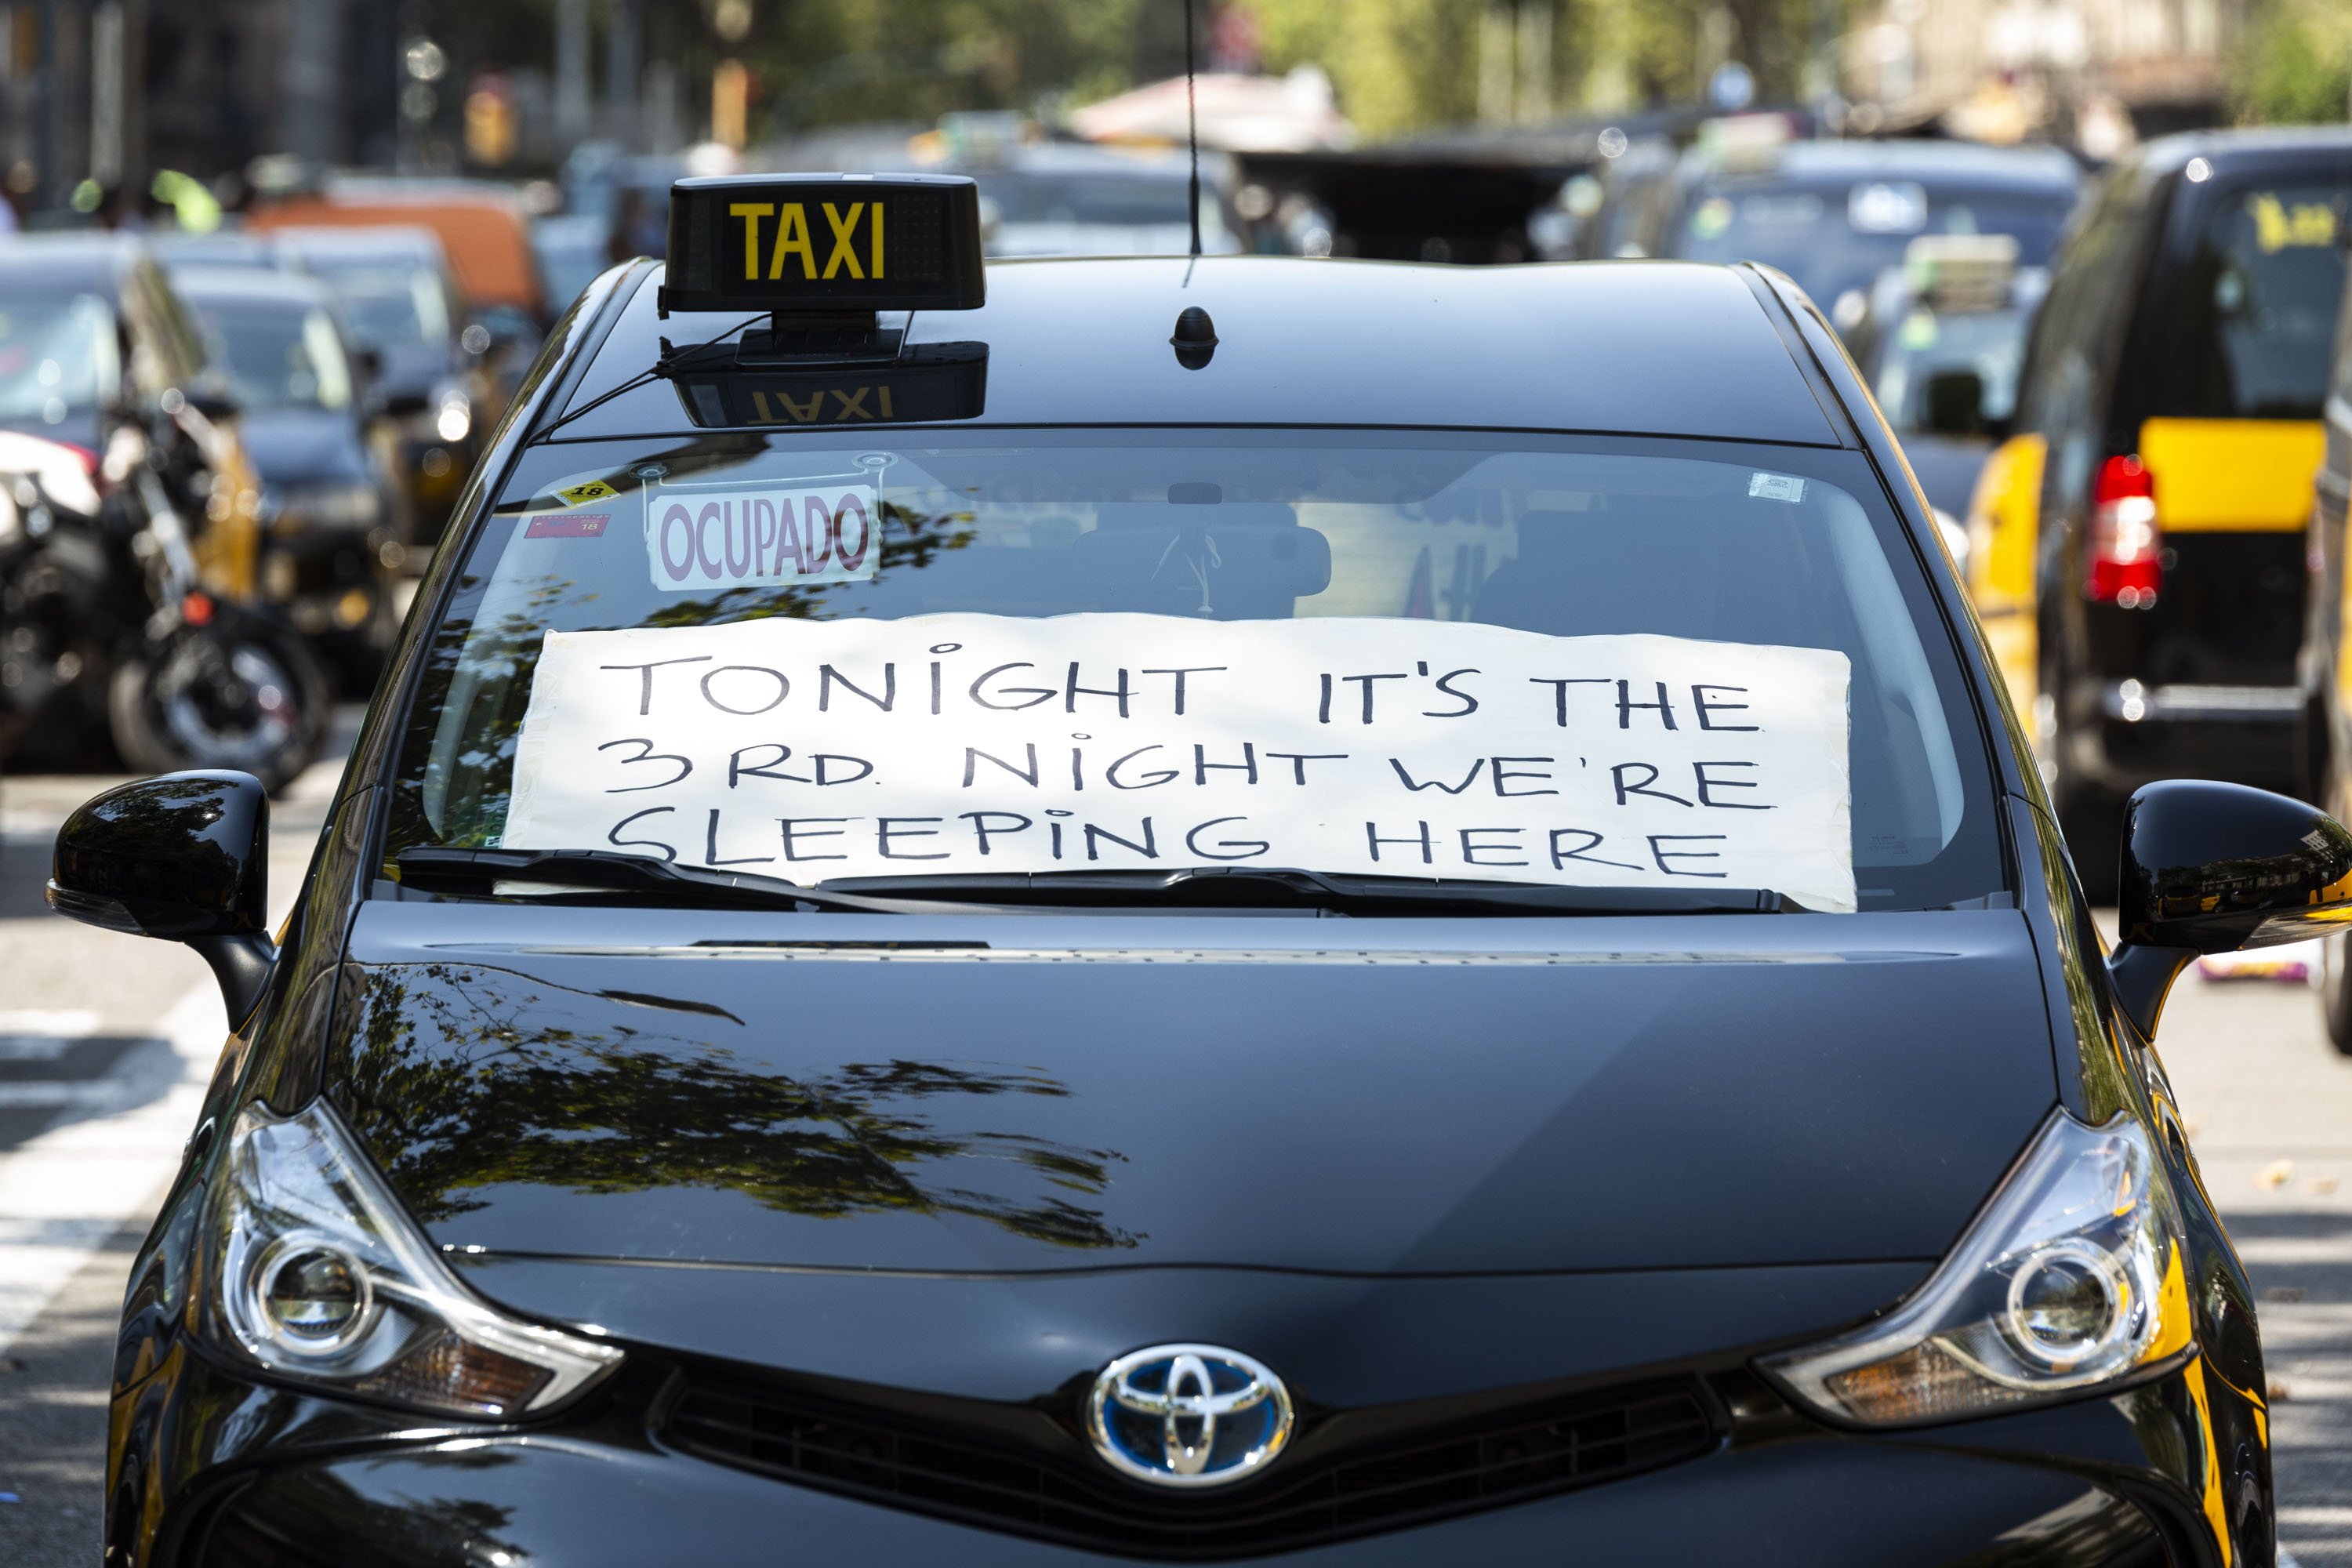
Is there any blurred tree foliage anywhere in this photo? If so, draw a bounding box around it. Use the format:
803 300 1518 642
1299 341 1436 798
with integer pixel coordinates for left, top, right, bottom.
724 0 1838 143
2230 0 2352 125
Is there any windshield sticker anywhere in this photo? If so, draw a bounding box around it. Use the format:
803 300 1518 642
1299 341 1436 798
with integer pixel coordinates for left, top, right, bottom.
503 615 1857 911
525 512 610 539
1748 473 1806 503
643 474 879 593
558 479 621 505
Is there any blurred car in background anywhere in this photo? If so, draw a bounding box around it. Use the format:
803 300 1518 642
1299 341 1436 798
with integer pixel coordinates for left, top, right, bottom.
1845 233 2049 545
532 212 612 314
251 180 550 417
169 265 401 691
1662 136 2083 339
1977 127 2352 893
949 140 1240 258
0 234 325 782
151 230 279 271
1577 136 1684 260
263 227 483 557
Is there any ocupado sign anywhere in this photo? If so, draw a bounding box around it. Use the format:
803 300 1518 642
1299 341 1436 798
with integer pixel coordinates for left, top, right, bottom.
503 615 1857 910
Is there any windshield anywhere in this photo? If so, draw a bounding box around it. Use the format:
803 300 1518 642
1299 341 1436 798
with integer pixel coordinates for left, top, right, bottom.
191 301 354 412
2163 181 2350 420
303 263 450 350
385 433 2002 914
0 292 117 426
1871 304 2028 435
1676 180 2070 315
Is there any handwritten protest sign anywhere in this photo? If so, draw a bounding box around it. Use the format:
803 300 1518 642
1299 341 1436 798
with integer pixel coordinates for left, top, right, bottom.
503 614 1856 910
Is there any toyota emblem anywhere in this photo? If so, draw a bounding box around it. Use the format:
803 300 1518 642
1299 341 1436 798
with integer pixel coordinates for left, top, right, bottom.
1084 1344 1294 1488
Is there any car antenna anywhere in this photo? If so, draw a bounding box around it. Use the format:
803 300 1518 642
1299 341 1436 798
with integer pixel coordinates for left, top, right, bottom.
1184 0 1203 274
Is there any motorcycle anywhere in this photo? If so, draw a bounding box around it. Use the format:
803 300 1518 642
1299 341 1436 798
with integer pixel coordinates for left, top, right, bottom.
0 417 325 790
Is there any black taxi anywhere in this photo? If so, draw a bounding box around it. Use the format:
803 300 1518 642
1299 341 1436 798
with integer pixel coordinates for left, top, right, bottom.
56 172 2344 1566
1972 128 2352 895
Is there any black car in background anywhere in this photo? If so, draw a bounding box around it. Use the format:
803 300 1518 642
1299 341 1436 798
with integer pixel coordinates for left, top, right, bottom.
1987 128 2352 889
268 227 485 557
168 266 402 690
1844 234 2049 528
1663 137 2082 339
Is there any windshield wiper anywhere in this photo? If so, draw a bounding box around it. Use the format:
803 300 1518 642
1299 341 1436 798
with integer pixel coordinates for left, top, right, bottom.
394 848 1011 916
811 867 1804 916
398 851 1803 917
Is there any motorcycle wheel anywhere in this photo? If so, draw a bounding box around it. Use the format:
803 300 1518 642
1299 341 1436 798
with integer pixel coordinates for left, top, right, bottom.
107 619 328 793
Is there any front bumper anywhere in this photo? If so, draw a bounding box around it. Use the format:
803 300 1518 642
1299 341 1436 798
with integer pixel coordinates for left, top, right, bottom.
115 1343 2259 1567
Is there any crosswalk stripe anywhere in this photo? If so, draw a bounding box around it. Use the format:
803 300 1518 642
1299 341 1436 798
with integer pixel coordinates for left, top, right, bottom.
0 984 226 1357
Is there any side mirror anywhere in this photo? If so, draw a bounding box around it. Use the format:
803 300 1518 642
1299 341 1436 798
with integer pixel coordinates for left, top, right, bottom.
1920 368 1988 437
47 770 278 1023
2106 779 2352 1038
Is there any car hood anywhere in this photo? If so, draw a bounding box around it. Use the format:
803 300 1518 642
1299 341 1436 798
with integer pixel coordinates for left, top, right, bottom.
236 408 372 485
330 902 2056 1279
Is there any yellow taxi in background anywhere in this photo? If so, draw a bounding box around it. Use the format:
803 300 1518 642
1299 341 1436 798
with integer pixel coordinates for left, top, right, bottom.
1969 128 2352 895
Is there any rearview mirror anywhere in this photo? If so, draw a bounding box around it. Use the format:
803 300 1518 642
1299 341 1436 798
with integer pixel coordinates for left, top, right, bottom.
47 770 278 1023
2106 779 2352 1037
380 390 430 419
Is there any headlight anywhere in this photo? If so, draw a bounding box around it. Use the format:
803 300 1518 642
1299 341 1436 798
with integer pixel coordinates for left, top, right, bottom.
1759 1110 2191 1427
204 1100 622 1417
435 391 472 445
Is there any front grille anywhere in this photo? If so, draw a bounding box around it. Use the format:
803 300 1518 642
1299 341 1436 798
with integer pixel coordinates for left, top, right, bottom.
662 1375 1719 1557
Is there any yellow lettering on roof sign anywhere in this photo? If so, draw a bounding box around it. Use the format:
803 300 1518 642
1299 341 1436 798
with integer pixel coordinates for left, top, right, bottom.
770 203 816 280
2250 193 2338 253
729 202 773 279
2139 418 2324 532
822 202 866 280
746 385 898 424
674 177 980 314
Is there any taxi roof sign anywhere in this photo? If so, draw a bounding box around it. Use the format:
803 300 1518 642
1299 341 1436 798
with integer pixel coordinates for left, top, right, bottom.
662 173 985 315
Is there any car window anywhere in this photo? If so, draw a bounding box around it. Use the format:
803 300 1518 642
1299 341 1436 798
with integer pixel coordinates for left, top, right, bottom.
191 302 354 412
1677 180 2070 315
2160 180 2351 420
0 292 118 425
382 432 2005 913
1872 304 2029 433
305 263 452 350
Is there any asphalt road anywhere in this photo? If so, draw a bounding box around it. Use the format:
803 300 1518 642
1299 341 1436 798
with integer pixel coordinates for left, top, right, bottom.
2 724 2350 1563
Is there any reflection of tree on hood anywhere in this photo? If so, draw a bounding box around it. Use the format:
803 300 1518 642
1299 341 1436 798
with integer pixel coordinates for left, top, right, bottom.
329 963 1137 1251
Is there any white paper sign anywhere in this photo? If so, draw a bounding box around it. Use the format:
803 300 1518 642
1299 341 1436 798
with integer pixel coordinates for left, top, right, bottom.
503 614 1857 910
644 474 878 593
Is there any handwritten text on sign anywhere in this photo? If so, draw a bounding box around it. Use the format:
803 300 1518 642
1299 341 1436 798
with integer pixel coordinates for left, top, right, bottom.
503 615 1856 910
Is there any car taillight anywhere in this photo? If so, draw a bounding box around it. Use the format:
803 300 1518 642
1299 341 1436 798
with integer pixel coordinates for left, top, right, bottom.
2086 455 2160 608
